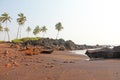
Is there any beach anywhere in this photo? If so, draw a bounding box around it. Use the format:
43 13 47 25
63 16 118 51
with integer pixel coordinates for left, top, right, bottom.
0 43 120 80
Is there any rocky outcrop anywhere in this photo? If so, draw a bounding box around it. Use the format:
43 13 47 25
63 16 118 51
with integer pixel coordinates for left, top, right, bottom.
85 46 120 59
21 38 77 50
18 38 103 51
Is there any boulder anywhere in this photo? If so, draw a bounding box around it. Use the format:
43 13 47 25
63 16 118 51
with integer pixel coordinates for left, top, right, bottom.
65 40 76 50
85 47 114 59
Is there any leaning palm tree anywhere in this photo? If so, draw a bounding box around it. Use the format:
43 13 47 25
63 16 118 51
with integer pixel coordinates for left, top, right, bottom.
26 26 31 37
41 26 47 37
4 27 10 41
1 12 11 41
55 22 63 39
33 25 41 36
17 13 26 39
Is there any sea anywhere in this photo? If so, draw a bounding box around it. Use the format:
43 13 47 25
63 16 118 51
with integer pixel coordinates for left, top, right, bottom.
71 48 104 56
71 50 87 56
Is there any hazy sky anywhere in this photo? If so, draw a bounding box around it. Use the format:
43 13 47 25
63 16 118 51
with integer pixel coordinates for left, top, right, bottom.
0 0 120 45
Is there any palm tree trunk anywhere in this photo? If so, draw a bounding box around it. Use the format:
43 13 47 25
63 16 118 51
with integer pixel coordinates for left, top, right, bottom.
28 32 29 37
7 31 10 41
56 31 59 39
5 21 7 41
17 26 20 39
20 27 22 38
4 31 6 41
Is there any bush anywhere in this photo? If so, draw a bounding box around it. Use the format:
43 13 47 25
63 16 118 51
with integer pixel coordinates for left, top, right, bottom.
12 37 40 43
12 39 23 43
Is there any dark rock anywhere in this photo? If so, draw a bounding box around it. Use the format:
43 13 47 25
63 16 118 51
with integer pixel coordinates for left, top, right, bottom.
113 46 120 52
85 46 120 59
18 38 103 51
65 40 76 50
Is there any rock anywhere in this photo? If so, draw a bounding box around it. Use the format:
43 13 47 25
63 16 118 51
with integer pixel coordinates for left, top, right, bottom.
5 63 12 68
85 47 120 59
113 46 120 52
13 62 19 67
65 40 76 50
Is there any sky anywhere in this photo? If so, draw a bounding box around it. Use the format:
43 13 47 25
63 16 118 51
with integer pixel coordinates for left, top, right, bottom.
0 0 120 45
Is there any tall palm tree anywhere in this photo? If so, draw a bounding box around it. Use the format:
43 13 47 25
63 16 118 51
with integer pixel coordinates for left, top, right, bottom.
4 27 9 41
1 12 11 41
26 26 31 37
17 13 26 39
41 26 47 37
33 25 41 36
55 22 63 39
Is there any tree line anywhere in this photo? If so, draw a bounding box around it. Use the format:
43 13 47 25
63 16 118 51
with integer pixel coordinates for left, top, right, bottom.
0 12 63 41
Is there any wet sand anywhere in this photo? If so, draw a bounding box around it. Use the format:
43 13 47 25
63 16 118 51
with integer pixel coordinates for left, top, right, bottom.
0 43 120 80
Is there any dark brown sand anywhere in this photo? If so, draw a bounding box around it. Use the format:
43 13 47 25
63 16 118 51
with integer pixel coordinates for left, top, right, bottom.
0 43 120 80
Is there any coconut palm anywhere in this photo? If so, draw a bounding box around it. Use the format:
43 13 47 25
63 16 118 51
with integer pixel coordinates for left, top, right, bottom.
1 12 11 41
33 25 41 36
17 13 26 39
4 27 9 41
41 26 47 37
55 22 63 39
26 26 31 37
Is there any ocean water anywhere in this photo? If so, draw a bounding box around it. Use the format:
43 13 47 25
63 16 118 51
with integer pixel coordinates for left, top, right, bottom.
70 50 87 56
71 48 102 56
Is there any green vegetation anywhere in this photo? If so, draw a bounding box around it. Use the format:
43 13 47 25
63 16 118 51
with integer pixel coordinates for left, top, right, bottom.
0 12 11 41
26 26 32 37
41 26 47 37
0 12 64 42
17 13 26 39
55 22 63 39
12 37 40 43
33 25 41 36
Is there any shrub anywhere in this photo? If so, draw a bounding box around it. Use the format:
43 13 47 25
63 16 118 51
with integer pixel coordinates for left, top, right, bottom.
12 37 40 43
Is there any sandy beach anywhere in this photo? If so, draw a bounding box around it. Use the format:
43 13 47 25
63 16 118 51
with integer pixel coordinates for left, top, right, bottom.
0 43 120 80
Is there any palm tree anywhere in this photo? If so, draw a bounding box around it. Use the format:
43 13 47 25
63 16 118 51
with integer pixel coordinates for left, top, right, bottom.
55 22 63 39
4 27 9 41
1 12 11 41
17 13 26 39
41 26 47 37
33 25 41 36
26 26 31 37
